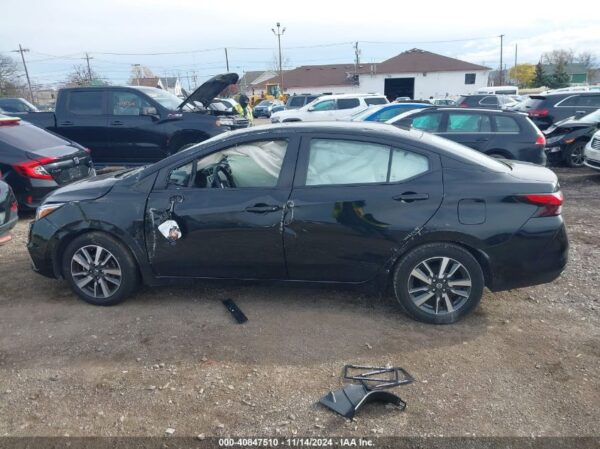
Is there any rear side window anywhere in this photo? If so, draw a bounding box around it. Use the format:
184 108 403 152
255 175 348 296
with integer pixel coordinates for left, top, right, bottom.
337 98 360 110
411 113 442 132
447 113 490 133
557 96 579 107
364 97 388 106
578 95 600 107
305 139 429 186
67 91 103 115
494 115 520 132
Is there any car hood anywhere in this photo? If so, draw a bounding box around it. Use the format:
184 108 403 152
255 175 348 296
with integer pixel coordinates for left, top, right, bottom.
43 169 133 203
178 73 239 110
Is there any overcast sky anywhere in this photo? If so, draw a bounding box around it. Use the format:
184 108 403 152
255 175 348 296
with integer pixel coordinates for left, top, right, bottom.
1 0 599 88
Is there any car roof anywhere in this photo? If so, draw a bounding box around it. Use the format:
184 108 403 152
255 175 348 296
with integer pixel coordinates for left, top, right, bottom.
316 93 386 100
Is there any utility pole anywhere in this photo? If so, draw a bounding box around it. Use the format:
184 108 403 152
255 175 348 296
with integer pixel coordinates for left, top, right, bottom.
271 22 286 94
499 34 504 85
83 53 94 82
224 48 230 72
514 43 518 68
12 44 34 103
354 42 360 73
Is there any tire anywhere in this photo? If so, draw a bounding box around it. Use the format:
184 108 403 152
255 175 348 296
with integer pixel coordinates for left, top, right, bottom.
564 141 586 168
393 243 484 324
487 152 508 159
62 232 139 306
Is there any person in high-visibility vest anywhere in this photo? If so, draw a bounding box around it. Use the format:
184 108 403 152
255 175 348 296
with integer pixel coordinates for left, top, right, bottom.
234 95 254 125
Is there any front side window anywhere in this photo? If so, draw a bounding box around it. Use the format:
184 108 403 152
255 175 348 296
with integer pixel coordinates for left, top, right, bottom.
67 91 103 115
479 96 498 106
305 139 429 186
447 113 490 133
337 98 360 110
578 96 600 107
111 91 151 116
465 73 476 84
411 113 442 132
311 100 336 111
168 140 288 189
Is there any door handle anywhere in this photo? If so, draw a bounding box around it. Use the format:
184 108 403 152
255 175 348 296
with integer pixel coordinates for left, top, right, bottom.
60 121 74 126
476 137 489 142
393 192 429 202
245 204 281 213
110 121 124 126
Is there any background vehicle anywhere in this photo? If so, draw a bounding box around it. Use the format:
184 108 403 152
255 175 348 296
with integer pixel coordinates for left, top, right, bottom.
22 73 248 166
544 109 600 167
271 94 388 123
209 98 239 116
583 130 600 171
430 98 456 106
285 94 320 110
28 122 567 325
253 99 284 118
455 94 514 110
477 86 519 95
513 92 600 130
0 98 40 115
0 114 94 209
0 177 18 245
389 107 546 164
351 103 431 122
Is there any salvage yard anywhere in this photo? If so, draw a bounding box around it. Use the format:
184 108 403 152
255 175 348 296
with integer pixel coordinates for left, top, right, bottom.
0 167 598 438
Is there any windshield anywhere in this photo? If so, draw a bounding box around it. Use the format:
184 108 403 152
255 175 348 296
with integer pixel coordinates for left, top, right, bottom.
257 100 273 107
133 87 188 110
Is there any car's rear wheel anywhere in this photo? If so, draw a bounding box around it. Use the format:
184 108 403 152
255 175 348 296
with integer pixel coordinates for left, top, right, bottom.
393 243 484 324
62 232 139 306
564 142 585 167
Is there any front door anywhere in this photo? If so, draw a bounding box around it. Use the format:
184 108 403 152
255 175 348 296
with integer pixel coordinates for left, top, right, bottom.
304 99 336 121
108 90 165 164
283 135 443 282
145 136 298 279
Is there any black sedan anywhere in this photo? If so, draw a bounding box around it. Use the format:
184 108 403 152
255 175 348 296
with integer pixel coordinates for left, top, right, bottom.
544 109 600 167
388 107 546 164
0 115 94 209
0 178 18 245
27 122 568 324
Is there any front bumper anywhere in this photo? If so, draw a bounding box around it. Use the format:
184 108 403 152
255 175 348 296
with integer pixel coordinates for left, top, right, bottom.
27 217 61 278
544 144 564 163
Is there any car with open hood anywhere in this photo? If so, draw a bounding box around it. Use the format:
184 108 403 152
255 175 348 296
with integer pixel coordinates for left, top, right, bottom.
544 109 600 167
23 73 248 167
28 122 568 325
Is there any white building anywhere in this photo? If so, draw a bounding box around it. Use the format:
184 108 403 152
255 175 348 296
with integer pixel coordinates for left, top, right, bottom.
257 49 490 100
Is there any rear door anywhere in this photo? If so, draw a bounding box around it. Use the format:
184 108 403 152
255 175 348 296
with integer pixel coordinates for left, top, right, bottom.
107 89 165 164
438 111 494 152
283 133 443 282
57 89 110 161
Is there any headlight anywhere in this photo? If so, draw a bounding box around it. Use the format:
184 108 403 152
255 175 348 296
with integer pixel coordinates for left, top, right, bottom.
35 203 64 221
215 118 234 127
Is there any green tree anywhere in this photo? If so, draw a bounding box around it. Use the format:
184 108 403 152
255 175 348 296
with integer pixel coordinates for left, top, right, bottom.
549 60 570 89
532 62 547 88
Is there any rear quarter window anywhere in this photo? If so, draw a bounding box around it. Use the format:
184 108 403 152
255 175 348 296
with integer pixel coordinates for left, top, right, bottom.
494 115 520 132
337 98 361 110
364 97 388 106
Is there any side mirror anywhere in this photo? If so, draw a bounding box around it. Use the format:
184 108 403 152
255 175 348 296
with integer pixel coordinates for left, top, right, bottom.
142 106 159 119
307 106 315 112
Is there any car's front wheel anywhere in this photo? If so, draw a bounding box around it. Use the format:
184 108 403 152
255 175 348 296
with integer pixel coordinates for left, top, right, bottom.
62 232 139 306
564 141 586 167
393 243 484 324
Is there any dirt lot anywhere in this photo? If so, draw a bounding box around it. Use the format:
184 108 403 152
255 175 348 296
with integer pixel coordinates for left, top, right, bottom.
0 167 598 439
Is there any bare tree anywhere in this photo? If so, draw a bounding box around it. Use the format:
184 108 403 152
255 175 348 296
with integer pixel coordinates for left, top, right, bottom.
0 54 21 96
128 65 156 85
542 49 575 65
63 64 103 87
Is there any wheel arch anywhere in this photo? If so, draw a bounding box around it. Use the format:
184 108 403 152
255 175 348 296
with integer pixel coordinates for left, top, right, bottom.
168 130 211 154
485 148 513 159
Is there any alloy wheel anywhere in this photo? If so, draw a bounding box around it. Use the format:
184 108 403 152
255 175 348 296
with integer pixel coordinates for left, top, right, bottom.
71 245 122 299
407 256 472 315
570 144 585 167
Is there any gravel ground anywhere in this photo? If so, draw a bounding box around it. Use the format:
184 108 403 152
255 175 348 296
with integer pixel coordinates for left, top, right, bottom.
0 167 598 439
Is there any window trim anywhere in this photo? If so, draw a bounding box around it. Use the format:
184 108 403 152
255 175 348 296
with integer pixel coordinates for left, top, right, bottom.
293 133 436 188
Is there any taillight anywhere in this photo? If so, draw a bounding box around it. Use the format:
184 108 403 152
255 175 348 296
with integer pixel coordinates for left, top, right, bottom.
528 108 549 118
519 191 563 217
535 134 546 145
10 201 18 213
0 117 21 126
458 102 468 108
13 157 56 180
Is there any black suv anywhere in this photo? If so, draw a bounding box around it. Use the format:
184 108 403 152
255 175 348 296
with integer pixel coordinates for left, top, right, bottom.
455 95 513 110
514 92 600 130
389 107 546 164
